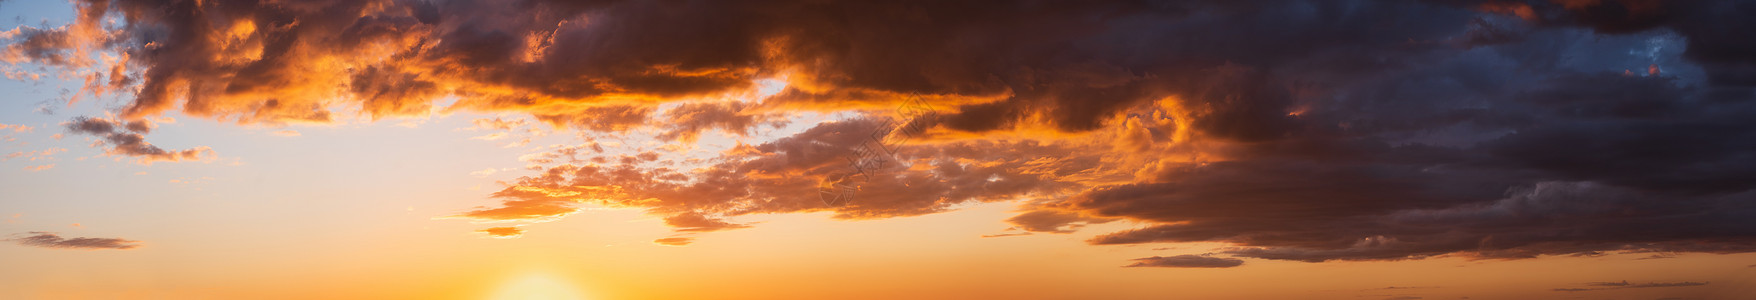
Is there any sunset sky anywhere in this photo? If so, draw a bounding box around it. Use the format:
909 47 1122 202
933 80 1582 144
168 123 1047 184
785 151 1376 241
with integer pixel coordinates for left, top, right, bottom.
3 0 1756 299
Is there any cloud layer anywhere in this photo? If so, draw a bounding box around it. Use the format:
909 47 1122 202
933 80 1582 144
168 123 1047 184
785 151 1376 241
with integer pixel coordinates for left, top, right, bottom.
7 0 1756 266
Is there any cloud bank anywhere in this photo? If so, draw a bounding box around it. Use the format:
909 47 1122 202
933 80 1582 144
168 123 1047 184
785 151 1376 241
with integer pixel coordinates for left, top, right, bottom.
6 0 1756 266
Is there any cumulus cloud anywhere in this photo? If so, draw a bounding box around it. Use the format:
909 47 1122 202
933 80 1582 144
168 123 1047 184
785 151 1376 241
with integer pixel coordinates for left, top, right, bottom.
1123 255 1245 268
8 232 141 250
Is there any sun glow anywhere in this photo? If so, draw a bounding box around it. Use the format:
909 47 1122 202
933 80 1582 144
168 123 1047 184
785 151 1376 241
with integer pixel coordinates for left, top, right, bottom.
489 273 589 300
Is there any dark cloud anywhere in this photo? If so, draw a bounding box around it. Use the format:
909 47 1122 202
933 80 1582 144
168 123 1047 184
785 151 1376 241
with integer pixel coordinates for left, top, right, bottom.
1002 209 1116 234
1122 255 1245 268
1635 254 1677 260
9 232 141 250
1588 281 1634 287
63 116 212 165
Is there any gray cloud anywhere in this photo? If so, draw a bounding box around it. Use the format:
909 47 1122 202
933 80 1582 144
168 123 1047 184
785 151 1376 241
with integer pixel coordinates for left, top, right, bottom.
63 116 212 165
1122 255 1245 268
9 232 141 250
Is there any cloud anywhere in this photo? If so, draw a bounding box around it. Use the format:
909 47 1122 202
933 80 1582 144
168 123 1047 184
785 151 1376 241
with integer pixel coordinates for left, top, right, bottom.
4 148 66 162
657 101 786 142
23 164 54 171
63 117 213 165
470 118 527 131
446 198 581 223
270 130 301 137
469 168 498 177
1635 253 1678 260
1123 255 1245 268
0 123 32 133
1002 209 1115 234
457 117 1099 232
980 232 1032 238
653 237 694 246
663 213 752 233
8 232 141 250
479 227 524 239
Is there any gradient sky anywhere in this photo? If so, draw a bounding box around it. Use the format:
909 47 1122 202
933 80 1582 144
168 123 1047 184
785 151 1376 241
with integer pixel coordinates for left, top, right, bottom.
3 0 1756 299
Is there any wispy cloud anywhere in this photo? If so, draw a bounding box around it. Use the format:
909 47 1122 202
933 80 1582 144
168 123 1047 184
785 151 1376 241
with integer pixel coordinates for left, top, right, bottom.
1123 255 1244 268
653 237 694 246
478 227 524 239
8 232 141 250
63 117 212 165
0 123 33 133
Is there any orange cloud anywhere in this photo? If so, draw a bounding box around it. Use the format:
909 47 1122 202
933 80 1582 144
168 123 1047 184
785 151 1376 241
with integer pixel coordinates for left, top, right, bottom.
479 227 525 239
652 237 694 246
0 123 32 133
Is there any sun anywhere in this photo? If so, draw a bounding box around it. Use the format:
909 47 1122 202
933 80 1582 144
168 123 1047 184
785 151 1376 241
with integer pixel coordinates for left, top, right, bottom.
489 273 590 300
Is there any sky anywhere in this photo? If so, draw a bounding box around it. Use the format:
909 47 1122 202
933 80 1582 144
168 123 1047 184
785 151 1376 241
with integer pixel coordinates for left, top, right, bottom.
2 0 1756 299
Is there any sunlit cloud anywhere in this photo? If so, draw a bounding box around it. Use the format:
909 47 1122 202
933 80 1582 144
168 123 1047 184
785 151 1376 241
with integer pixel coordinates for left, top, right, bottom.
479 227 525 239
